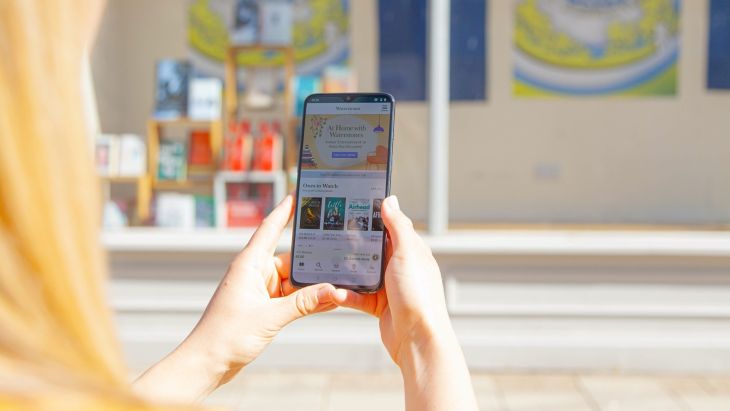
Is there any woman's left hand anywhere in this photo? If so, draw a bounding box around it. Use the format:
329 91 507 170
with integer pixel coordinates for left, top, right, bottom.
133 195 337 402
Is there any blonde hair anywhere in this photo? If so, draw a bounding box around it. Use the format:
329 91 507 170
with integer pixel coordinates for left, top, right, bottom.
0 1 193 409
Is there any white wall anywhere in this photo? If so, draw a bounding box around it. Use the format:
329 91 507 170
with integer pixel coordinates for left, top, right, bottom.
92 0 730 225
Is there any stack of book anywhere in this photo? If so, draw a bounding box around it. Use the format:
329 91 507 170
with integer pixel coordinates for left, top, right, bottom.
223 120 283 172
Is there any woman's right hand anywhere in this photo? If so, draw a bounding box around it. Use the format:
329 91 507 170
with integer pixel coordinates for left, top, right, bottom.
331 195 453 365
332 196 477 410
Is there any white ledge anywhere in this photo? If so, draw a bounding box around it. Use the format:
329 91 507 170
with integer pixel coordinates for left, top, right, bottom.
102 228 730 257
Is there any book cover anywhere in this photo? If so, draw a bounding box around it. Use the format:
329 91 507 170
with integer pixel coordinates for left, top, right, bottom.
95 134 114 176
323 197 345 231
188 130 213 167
299 197 322 229
118 134 146 177
225 182 258 226
194 195 215 228
188 77 222 120
260 1 293 45
252 121 282 171
371 199 384 231
231 0 258 45
154 60 190 119
346 199 370 231
157 140 187 181
293 76 321 117
155 193 196 229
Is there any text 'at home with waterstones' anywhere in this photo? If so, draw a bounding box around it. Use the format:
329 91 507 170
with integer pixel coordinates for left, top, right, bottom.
300 197 384 232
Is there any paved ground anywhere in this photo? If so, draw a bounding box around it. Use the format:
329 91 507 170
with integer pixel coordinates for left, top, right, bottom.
200 371 730 411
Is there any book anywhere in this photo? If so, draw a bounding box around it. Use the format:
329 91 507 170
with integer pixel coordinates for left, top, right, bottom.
255 183 275 214
154 60 191 119
346 199 370 231
299 197 322 229
323 197 345 230
102 199 129 229
371 199 384 231
188 130 213 168
227 200 263 227
195 195 215 228
157 140 187 181
226 182 263 227
260 1 293 45
225 120 253 171
231 0 258 45
188 77 222 120
252 121 282 171
118 134 146 177
293 76 321 116
95 134 115 176
155 193 196 229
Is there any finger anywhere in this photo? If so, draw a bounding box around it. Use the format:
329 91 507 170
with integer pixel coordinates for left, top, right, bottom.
280 278 297 296
274 253 292 280
247 195 294 255
275 283 336 326
331 288 381 317
381 195 417 249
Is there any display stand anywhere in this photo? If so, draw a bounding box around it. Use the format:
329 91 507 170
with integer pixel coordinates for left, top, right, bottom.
224 44 298 172
215 44 292 228
213 171 287 229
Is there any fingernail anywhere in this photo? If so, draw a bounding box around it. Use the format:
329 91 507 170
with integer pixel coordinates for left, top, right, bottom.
387 195 400 211
317 285 333 303
332 288 348 302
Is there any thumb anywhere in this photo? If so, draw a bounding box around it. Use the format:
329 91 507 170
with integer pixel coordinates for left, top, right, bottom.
381 195 416 248
275 283 336 326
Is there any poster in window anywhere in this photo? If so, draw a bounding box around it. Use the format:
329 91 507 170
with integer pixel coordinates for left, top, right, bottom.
188 0 350 79
513 0 681 97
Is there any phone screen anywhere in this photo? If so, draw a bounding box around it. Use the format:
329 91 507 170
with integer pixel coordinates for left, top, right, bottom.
290 94 394 291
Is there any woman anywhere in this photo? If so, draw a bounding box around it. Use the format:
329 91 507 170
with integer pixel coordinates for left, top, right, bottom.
0 1 478 410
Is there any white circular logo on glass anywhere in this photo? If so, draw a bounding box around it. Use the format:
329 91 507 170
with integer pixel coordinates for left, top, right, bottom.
316 115 376 168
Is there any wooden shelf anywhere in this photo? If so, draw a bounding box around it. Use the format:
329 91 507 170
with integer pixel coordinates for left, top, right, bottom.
101 176 145 183
152 179 213 190
149 118 219 127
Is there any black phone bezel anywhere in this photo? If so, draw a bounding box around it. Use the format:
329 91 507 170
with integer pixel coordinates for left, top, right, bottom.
289 92 395 293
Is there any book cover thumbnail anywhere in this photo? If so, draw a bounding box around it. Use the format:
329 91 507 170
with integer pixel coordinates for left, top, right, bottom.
371 199 384 231
299 197 322 229
323 197 345 231
346 198 370 231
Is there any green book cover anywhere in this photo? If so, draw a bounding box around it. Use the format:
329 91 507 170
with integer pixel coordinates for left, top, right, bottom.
158 140 187 180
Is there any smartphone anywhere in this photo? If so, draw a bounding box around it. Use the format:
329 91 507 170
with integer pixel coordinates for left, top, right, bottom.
290 93 395 293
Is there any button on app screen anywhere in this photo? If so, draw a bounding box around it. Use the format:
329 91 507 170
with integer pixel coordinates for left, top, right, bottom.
294 102 391 286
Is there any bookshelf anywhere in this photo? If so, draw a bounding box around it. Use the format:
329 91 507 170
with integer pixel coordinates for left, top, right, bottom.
141 118 223 221
124 45 293 227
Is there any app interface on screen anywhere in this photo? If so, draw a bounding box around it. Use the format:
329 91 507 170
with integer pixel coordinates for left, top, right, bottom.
293 100 392 286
